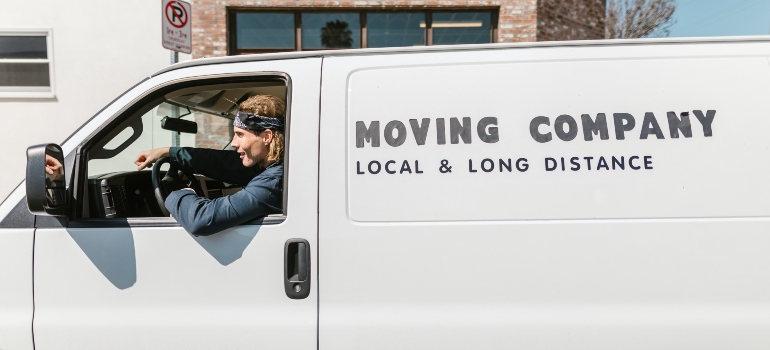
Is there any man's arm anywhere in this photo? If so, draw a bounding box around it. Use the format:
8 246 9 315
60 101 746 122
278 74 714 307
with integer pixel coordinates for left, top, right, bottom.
135 147 257 186
169 147 257 186
164 172 282 236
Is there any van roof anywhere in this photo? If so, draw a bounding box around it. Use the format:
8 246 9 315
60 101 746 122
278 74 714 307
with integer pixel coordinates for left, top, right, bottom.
153 35 770 77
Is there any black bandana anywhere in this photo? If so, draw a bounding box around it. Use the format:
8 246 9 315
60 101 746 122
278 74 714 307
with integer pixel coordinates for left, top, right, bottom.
233 111 284 131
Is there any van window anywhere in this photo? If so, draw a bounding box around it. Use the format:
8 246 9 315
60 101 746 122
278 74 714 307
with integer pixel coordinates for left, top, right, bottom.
87 103 199 177
81 79 289 219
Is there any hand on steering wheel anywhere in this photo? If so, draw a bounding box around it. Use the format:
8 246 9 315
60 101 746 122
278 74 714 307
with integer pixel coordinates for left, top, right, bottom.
151 157 205 216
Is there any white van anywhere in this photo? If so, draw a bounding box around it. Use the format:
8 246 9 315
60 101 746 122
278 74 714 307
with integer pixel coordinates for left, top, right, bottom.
2 37 770 349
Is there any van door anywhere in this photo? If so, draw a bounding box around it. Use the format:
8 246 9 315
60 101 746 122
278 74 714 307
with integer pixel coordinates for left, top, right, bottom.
319 44 770 349
32 58 320 349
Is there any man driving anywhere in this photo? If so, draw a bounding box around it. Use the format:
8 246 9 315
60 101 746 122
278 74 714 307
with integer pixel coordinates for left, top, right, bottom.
134 95 285 236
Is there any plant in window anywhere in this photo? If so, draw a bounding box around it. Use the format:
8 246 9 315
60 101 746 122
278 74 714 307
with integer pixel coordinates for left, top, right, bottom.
320 20 353 48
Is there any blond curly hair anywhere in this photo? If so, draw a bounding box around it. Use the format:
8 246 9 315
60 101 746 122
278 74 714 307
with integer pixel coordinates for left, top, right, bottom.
239 95 285 164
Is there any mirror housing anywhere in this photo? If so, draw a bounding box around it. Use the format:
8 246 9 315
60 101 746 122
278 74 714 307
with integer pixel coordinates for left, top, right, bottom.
161 117 198 134
26 144 68 216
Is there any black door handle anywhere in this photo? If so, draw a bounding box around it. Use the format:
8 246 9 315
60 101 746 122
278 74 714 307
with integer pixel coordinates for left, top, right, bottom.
284 238 311 299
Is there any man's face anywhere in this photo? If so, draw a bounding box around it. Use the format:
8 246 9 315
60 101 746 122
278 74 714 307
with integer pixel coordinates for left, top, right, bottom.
231 126 272 168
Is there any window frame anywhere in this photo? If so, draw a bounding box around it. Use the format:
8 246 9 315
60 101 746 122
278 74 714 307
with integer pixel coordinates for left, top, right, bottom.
69 73 293 225
228 8 498 55
0 29 55 98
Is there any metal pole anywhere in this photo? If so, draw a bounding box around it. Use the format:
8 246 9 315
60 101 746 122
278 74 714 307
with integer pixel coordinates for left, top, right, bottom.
170 51 181 147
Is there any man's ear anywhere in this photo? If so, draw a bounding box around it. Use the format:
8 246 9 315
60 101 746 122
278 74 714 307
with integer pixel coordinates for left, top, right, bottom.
263 129 274 144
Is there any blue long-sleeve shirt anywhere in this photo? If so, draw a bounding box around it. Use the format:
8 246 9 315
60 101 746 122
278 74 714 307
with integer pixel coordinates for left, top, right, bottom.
164 147 283 236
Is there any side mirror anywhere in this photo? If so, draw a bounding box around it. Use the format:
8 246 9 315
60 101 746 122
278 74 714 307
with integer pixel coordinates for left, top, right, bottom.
26 143 68 216
161 117 198 134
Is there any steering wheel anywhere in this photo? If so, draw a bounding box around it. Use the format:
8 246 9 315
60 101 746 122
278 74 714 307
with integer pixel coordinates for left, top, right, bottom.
152 156 204 216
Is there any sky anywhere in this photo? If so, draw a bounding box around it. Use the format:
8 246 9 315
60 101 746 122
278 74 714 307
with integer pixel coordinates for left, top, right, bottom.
667 0 770 37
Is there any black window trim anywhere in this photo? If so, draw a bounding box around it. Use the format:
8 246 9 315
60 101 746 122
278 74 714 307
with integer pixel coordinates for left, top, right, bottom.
228 7 499 55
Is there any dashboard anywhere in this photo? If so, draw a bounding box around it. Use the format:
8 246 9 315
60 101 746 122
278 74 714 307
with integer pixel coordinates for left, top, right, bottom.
87 171 240 218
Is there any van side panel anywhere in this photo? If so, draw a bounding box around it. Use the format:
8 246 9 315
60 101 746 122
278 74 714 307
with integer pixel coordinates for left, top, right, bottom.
346 54 770 222
0 188 34 350
319 42 770 349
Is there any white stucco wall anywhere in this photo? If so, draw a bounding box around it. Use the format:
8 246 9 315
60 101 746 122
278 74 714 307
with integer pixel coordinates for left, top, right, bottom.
0 0 191 201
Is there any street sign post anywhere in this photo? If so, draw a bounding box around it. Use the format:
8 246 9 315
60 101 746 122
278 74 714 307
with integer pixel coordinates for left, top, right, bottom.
162 0 192 54
162 0 191 146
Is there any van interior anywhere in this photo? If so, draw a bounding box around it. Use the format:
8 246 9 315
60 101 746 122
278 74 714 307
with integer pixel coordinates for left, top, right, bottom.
82 80 288 219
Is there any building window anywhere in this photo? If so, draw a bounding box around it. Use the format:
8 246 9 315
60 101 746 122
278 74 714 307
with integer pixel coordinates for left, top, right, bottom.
229 10 496 55
301 13 362 50
235 13 295 52
366 12 426 48
0 30 54 98
431 12 492 45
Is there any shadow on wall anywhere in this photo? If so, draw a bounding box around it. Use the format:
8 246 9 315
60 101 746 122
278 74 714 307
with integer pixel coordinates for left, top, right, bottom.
67 224 260 289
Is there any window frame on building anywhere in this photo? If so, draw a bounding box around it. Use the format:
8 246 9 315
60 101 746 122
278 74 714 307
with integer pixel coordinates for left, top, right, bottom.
227 8 498 55
0 29 55 98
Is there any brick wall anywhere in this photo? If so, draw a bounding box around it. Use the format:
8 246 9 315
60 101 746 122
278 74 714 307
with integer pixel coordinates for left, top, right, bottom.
191 0 604 59
536 0 605 41
190 0 556 59
195 112 233 149
498 0 537 43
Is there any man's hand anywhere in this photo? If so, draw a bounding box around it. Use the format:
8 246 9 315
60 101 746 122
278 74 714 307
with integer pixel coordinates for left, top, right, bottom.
134 147 171 170
45 154 62 175
44 154 64 180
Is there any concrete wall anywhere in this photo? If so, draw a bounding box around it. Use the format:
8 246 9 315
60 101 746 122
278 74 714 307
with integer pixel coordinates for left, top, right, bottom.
0 0 191 201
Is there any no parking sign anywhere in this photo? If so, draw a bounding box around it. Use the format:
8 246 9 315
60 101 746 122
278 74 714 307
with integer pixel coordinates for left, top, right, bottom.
162 0 191 54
